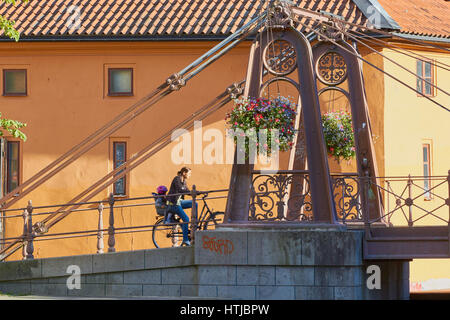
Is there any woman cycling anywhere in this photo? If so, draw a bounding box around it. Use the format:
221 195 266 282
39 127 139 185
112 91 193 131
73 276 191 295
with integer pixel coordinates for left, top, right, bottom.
167 167 196 246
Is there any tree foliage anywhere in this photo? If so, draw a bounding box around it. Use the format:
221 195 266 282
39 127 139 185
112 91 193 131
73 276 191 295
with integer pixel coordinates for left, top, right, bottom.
0 0 28 141
0 0 29 41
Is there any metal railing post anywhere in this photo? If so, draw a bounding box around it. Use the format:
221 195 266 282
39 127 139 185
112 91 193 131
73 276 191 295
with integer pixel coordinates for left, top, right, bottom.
386 180 391 225
108 193 116 253
22 208 28 260
191 185 198 244
26 200 34 259
362 172 371 240
407 175 413 227
97 202 104 254
447 170 450 252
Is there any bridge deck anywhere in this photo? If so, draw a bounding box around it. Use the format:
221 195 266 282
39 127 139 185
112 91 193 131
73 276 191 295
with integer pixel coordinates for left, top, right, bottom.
364 226 450 259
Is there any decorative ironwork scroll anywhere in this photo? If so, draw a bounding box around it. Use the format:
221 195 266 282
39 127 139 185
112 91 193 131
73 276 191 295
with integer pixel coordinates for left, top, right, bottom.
313 39 384 222
316 52 348 85
263 39 297 76
331 176 363 221
225 15 337 224
249 172 312 221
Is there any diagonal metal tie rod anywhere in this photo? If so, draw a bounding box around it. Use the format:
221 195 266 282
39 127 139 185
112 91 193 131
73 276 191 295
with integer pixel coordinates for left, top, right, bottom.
325 23 450 96
0 12 267 212
345 29 450 72
0 80 244 260
294 19 450 113
291 5 450 53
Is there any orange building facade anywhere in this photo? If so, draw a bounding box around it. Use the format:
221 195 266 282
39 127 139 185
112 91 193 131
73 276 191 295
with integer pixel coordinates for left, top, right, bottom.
0 0 448 291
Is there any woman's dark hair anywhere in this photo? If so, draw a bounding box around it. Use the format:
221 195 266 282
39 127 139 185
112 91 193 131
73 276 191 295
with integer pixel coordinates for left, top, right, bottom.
177 167 191 176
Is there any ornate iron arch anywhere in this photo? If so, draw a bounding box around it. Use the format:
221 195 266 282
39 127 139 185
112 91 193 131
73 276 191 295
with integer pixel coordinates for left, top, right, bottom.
224 12 337 224
312 39 384 222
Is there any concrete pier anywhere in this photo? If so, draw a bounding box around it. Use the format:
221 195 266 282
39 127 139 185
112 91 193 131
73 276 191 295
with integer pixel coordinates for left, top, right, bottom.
0 227 410 299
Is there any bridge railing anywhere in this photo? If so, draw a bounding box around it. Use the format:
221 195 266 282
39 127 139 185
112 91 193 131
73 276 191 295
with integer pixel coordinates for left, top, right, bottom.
249 170 450 227
0 188 229 261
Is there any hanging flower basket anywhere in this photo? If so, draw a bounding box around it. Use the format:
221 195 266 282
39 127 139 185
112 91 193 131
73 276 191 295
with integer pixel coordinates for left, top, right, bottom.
321 111 356 161
225 96 297 157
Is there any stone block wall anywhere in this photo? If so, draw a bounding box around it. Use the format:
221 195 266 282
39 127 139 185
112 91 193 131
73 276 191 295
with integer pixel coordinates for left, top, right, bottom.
0 228 410 299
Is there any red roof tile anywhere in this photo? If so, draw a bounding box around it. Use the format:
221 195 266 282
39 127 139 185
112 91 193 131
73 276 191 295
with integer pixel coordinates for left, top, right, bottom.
0 0 367 39
0 0 446 40
377 0 450 38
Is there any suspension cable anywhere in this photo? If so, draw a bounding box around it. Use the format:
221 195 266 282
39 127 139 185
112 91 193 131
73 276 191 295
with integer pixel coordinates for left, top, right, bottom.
0 11 267 213
0 82 243 258
324 23 450 96
295 19 450 113
291 6 450 53
346 29 450 72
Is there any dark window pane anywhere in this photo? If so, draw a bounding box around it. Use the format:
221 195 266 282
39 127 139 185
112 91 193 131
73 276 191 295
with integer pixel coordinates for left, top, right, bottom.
417 77 423 93
424 178 429 190
423 164 429 177
424 62 432 77
4 70 26 95
109 69 132 95
113 142 126 195
7 141 19 193
416 60 423 77
425 82 432 95
423 146 428 162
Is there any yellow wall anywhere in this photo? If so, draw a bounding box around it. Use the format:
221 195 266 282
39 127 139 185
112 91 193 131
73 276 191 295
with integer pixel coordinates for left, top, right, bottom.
382 44 450 290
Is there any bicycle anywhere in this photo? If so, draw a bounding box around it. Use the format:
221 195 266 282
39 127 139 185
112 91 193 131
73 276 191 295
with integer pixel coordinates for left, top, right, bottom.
152 192 224 248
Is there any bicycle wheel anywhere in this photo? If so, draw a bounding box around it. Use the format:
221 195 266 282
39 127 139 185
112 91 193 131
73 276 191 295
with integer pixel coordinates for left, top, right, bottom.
152 219 183 248
203 211 224 230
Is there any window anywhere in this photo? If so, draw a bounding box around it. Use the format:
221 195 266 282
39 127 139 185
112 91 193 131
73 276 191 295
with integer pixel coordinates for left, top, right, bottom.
108 68 133 96
6 141 20 194
113 141 127 196
422 143 432 199
416 59 435 97
3 69 27 96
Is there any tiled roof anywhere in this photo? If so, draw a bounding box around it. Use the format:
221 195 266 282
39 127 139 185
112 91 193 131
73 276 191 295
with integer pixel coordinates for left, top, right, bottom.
377 0 450 39
0 0 368 40
0 0 448 40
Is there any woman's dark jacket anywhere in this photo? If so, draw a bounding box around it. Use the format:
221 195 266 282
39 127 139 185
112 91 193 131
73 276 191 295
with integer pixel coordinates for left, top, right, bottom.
167 175 190 205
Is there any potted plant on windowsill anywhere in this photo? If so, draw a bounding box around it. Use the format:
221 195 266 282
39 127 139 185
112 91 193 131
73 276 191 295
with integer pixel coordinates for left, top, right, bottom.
225 96 297 159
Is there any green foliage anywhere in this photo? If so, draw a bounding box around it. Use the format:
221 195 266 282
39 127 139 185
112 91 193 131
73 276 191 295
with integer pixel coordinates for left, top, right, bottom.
226 96 297 157
322 111 355 161
0 0 29 42
0 1 28 142
0 113 27 141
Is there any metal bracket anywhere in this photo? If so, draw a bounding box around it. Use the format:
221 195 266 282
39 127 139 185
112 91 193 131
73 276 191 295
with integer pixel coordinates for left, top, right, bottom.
33 221 48 235
226 82 243 100
318 20 347 42
166 73 186 91
268 0 294 29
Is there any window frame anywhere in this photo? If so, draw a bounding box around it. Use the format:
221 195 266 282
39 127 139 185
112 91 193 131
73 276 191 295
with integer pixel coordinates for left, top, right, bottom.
422 143 432 200
4 139 21 195
3 69 27 97
111 139 129 198
416 59 435 97
107 68 134 97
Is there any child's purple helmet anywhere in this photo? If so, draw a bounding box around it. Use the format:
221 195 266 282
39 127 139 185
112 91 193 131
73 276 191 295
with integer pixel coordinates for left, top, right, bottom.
157 185 168 194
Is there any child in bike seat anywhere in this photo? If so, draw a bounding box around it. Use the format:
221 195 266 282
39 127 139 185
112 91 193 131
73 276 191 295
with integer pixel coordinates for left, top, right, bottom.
153 185 176 224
